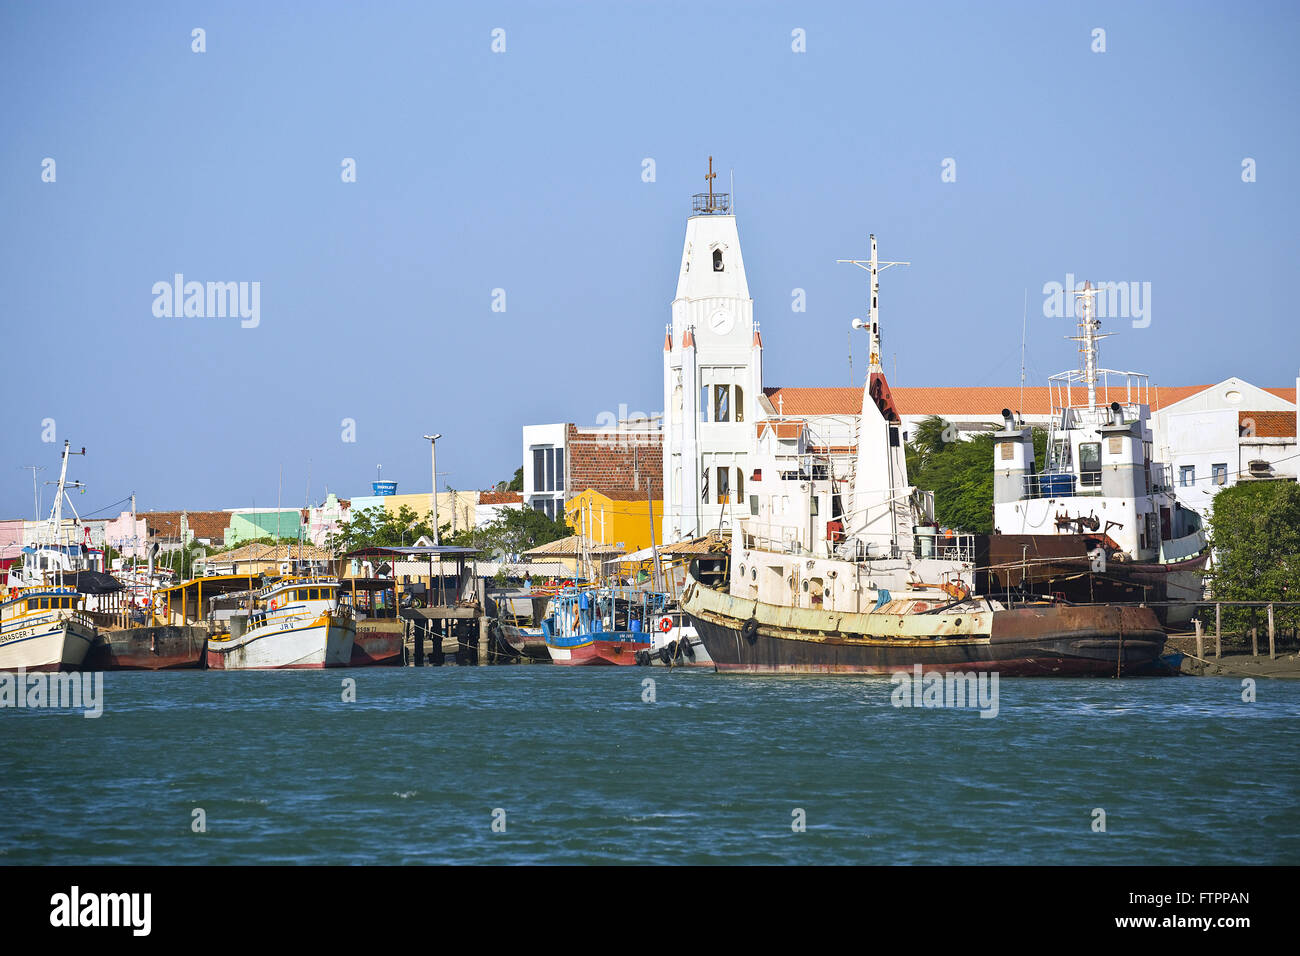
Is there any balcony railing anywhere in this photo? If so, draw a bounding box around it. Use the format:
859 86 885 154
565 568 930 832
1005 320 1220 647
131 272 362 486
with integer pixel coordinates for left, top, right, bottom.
692 192 731 215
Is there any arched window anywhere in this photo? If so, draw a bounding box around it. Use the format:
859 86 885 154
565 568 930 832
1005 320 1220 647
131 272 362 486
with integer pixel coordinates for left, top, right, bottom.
713 249 724 272
735 385 744 422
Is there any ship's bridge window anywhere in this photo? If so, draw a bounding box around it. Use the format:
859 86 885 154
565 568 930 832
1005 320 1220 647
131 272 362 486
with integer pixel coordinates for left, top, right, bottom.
27 599 37 610
1079 442 1101 487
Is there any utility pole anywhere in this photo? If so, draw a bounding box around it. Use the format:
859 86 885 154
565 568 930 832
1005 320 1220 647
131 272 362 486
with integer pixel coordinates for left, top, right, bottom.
423 434 443 545
20 465 46 519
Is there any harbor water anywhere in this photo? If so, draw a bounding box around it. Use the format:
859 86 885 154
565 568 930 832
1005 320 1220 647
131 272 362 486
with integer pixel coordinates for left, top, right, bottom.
2 669 1297 865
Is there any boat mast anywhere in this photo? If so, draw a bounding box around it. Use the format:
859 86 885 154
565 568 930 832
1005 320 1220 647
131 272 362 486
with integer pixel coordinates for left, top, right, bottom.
838 234 909 376
1068 281 1109 411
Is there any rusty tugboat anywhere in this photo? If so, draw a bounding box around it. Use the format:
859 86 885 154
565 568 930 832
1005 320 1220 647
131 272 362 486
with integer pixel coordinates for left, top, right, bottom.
682 237 1166 675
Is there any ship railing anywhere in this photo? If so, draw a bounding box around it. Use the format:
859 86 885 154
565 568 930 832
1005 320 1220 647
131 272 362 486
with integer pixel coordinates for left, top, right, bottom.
913 533 976 563
1048 369 1150 414
1020 473 1105 499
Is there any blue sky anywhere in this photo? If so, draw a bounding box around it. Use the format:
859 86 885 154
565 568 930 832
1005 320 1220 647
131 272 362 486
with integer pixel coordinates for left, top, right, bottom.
1 1 1297 519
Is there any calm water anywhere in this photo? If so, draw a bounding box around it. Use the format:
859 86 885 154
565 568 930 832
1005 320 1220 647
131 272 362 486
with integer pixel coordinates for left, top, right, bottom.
2 668 1297 865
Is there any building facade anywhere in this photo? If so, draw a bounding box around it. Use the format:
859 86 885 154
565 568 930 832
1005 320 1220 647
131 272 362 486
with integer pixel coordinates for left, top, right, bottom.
661 196 762 542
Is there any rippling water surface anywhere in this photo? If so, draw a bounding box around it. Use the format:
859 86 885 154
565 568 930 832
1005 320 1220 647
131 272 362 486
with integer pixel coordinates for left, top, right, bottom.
2 668 1297 864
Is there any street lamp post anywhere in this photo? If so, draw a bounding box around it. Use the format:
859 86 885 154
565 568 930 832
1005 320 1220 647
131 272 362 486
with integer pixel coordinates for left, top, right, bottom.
423 434 442 546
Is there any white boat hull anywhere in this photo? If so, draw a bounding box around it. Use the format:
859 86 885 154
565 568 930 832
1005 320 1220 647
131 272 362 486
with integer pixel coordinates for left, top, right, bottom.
0 617 96 671
207 616 355 670
645 624 714 666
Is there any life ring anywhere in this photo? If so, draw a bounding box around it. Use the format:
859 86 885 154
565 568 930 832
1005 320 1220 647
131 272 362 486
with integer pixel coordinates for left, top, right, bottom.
270 599 279 610
658 616 673 633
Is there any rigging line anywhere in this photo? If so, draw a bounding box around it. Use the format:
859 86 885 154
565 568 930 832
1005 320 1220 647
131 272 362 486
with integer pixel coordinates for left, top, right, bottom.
78 495 135 518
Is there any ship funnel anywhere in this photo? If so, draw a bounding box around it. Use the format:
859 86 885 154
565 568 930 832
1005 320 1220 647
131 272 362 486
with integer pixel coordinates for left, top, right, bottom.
1109 401 1123 425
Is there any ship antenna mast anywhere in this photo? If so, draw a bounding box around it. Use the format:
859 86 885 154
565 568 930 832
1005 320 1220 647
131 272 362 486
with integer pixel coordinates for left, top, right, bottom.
838 234 909 374
1067 280 1111 410
44 440 86 545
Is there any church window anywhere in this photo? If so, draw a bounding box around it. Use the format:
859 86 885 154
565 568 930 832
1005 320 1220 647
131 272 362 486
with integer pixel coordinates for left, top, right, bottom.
717 467 730 504
735 385 744 422
713 249 724 272
714 384 730 422
700 386 710 422
735 467 744 501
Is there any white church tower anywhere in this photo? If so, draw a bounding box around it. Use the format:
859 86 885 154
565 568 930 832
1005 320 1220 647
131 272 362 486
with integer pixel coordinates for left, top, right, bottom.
662 159 763 542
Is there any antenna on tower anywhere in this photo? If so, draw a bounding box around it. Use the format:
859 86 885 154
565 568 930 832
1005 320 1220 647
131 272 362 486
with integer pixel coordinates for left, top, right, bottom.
838 234 910 375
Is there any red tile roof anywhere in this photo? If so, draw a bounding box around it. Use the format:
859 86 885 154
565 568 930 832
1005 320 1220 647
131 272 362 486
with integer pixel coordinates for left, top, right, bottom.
1240 411 1297 439
763 384 1295 417
140 510 228 544
479 490 523 505
756 421 806 439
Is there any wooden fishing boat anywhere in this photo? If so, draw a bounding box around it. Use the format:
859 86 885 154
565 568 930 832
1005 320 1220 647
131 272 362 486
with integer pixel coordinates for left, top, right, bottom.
542 586 655 665
207 576 354 669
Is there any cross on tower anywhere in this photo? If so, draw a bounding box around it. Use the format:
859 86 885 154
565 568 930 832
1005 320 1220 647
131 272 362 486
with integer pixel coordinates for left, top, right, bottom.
705 156 717 210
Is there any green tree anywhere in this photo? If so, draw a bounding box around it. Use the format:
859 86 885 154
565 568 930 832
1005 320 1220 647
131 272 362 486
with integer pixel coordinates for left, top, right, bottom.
507 467 523 492
331 505 436 553
1206 482 1300 631
905 415 1047 535
472 507 572 561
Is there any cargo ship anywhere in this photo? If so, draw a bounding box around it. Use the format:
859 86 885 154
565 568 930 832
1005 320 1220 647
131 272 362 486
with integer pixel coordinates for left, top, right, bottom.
682 238 1167 675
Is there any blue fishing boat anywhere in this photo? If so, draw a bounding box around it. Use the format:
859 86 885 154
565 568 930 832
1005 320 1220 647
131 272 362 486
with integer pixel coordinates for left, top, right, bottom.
542 586 662 665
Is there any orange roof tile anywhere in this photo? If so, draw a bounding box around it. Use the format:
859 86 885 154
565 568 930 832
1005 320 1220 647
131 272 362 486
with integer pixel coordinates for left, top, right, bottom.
478 490 523 505
763 384 1293 417
1240 411 1297 439
756 421 806 439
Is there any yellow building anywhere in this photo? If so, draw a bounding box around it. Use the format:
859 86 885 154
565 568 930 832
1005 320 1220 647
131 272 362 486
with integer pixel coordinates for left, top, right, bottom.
378 491 479 532
564 489 664 555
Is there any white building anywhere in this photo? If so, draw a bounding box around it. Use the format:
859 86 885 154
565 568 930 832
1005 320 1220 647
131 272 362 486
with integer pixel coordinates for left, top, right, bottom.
661 189 763 542
475 490 524 526
1152 375 1298 521
520 423 570 521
